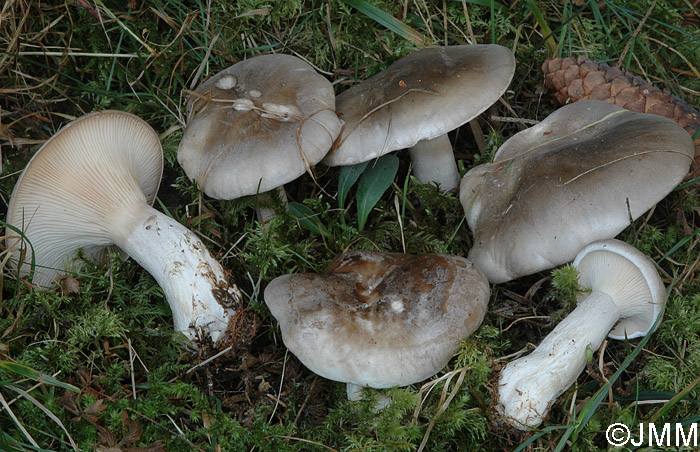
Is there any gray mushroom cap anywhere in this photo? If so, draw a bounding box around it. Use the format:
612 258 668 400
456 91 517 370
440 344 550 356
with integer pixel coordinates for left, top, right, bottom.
322 45 516 166
178 54 342 199
460 100 694 284
264 250 490 388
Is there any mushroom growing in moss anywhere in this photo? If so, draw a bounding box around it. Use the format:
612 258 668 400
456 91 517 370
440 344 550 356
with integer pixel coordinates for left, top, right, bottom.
323 45 515 191
496 239 666 430
460 100 694 283
264 250 490 395
178 53 342 222
5 111 241 343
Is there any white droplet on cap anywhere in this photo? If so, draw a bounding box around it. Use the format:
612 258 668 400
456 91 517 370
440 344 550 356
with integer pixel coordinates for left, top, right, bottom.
215 75 237 90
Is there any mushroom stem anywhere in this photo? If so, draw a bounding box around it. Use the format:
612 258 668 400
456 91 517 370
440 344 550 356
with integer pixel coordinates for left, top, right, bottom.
256 186 289 226
407 135 460 191
497 291 620 430
346 383 392 411
113 203 240 342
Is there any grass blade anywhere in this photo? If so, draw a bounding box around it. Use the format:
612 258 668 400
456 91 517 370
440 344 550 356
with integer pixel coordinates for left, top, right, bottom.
340 0 426 45
674 176 700 191
6 385 78 452
649 374 700 423
1 220 37 289
0 362 79 393
0 391 39 449
512 426 570 452
657 228 700 265
0 431 50 452
454 0 507 11
524 0 557 53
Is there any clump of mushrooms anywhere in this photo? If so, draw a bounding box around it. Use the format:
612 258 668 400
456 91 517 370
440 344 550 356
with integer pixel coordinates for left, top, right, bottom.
323 44 515 191
264 250 490 398
496 239 666 430
5 111 241 343
178 53 342 222
460 100 694 283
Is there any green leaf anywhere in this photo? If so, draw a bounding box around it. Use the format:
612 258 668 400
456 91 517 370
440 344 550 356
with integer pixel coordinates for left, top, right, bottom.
289 202 328 237
356 155 399 231
340 0 426 45
338 161 369 209
0 361 79 393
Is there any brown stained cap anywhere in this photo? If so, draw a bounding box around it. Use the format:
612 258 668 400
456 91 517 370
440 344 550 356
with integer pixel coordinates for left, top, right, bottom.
322 45 515 166
460 100 694 284
264 250 490 388
178 54 342 199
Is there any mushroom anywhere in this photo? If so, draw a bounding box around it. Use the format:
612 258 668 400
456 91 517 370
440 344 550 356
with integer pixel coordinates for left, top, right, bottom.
177 53 342 220
264 250 490 394
460 100 694 283
5 111 241 343
496 239 666 430
323 45 515 191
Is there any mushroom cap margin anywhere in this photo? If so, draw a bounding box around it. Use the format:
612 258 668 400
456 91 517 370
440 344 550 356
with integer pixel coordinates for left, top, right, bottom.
573 239 666 339
264 250 491 388
6 110 163 286
178 54 342 199
323 44 516 166
461 101 694 284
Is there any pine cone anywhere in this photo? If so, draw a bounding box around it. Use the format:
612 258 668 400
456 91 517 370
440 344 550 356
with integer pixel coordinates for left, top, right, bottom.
542 56 700 163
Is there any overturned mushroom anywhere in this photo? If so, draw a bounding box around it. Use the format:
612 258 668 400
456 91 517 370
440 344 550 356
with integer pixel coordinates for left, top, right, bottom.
496 239 666 429
323 45 515 191
264 250 490 392
6 111 241 343
460 100 694 283
178 53 342 220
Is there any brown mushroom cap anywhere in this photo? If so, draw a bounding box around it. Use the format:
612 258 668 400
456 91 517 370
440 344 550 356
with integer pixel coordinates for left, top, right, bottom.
460 100 694 284
323 44 515 166
264 250 490 388
178 54 342 199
